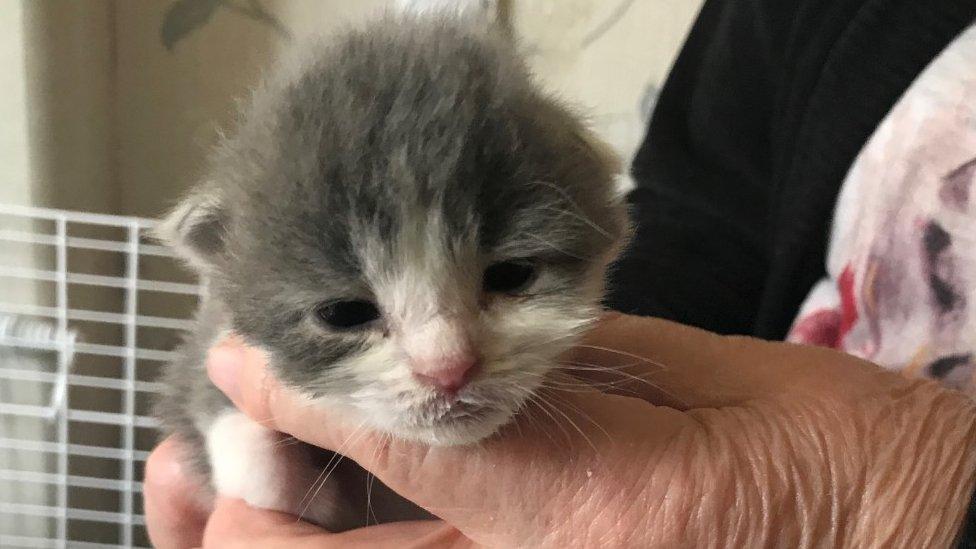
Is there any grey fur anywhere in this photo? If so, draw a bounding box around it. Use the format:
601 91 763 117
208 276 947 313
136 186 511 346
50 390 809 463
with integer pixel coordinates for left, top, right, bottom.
155 13 627 530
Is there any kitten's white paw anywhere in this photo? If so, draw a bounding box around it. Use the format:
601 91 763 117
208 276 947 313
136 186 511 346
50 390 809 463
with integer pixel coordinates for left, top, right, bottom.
205 411 340 527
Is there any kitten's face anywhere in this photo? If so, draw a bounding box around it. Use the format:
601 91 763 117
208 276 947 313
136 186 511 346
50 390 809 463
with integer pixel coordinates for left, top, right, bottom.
162 20 627 445
251 209 611 446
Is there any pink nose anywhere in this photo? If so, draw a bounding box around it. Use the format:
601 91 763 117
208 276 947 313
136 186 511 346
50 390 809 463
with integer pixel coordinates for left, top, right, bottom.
412 356 479 394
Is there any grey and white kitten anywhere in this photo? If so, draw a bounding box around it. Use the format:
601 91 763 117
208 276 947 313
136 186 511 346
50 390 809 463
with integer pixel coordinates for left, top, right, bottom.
155 14 628 530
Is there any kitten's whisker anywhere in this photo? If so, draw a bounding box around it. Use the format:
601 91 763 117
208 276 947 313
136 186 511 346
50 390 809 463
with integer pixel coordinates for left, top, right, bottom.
524 409 556 446
572 344 670 369
524 393 573 446
539 388 612 443
365 470 376 526
531 179 615 240
541 380 642 396
517 371 633 394
507 384 564 447
299 453 345 523
516 362 688 409
558 360 663 375
271 435 301 449
559 358 658 371
555 363 688 408
543 376 633 390
364 431 387 526
521 232 588 261
513 411 525 437
299 426 372 523
297 420 368 522
423 504 485 513
531 392 598 453
505 333 582 358
527 369 634 389
298 425 361 510
557 362 664 386
298 458 336 522
541 205 615 241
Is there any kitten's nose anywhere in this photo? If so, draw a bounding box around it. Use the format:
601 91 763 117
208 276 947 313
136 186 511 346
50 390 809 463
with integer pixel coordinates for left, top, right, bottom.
412 356 479 395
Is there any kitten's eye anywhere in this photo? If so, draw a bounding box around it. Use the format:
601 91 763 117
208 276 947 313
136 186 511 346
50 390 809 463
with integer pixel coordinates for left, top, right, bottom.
315 300 381 330
483 260 537 294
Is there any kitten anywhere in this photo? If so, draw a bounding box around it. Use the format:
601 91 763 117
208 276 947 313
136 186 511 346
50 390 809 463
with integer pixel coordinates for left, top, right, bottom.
154 13 628 530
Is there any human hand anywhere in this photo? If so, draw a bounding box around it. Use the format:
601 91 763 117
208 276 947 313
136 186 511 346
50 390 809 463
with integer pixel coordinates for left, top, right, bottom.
144 437 465 548
146 314 976 547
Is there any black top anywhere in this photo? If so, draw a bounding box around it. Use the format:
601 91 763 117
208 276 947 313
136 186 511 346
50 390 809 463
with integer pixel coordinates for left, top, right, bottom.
605 0 976 544
608 0 976 339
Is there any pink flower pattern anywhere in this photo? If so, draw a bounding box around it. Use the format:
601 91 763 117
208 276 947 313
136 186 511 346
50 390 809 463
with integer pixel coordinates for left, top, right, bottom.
788 24 976 394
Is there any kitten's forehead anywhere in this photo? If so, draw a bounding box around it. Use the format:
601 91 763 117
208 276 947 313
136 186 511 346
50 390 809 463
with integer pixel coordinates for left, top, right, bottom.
216 16 623 301
193 18 627 417
360 211 478 323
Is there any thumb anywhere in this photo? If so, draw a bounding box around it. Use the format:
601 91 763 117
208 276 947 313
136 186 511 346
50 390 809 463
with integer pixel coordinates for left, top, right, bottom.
205 497 466 548
203 498 325 548
205 338 692 545
570 314 905 409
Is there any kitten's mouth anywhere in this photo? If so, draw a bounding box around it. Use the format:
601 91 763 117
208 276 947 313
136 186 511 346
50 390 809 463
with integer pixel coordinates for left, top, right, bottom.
359 373 545 446
419 396 492 423
434 399 491 421
390 392 514 445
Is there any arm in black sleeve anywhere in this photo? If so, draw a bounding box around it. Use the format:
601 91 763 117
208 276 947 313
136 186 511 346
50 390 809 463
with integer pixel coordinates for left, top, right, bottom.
607 0 975 339
606 0 976 544
606 0 791 334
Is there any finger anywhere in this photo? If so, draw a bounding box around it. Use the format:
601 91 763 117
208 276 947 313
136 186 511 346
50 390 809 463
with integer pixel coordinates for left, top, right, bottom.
144 437 211 549
204 498 465 549
202 498 325 549
570 313 904 408
329 520 466 548
205 338 691 544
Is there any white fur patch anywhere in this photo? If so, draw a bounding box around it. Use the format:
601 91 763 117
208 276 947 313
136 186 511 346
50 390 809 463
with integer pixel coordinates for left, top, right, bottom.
206 411 340 526
400 315 474 371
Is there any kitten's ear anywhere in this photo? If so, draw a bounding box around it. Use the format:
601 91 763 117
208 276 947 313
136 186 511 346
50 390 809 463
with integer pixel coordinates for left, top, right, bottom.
155 188 228 273
572 125 632 246
573 125 623 177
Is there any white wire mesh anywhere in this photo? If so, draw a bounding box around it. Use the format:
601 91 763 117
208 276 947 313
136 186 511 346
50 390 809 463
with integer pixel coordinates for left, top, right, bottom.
0 203 200 548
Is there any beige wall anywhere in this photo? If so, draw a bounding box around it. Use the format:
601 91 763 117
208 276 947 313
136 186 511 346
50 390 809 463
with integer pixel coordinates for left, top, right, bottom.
21 1 117 214
115 0 393 218
0 0 30 206
0 1 41 536
515 0 702 167
115 0 278 218
17 0 701 217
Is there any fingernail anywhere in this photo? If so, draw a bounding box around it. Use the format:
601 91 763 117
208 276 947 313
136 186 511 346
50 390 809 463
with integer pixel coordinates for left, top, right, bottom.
207 341 244 403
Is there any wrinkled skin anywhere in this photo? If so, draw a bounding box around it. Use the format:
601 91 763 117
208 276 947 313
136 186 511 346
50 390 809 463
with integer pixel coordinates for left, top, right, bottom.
145 314 976 548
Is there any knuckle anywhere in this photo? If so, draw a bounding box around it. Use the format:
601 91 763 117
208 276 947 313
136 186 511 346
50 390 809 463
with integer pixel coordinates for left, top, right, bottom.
144 439 185 492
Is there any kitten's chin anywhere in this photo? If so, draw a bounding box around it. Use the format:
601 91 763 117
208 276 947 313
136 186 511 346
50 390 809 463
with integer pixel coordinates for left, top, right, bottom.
396 409 513 447
361 403 515 447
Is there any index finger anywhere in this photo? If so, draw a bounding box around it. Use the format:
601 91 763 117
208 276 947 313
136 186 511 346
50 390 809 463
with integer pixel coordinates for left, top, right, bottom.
571 313 903 409
144 437 211 549
204 498 464 549
205 339 692 545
